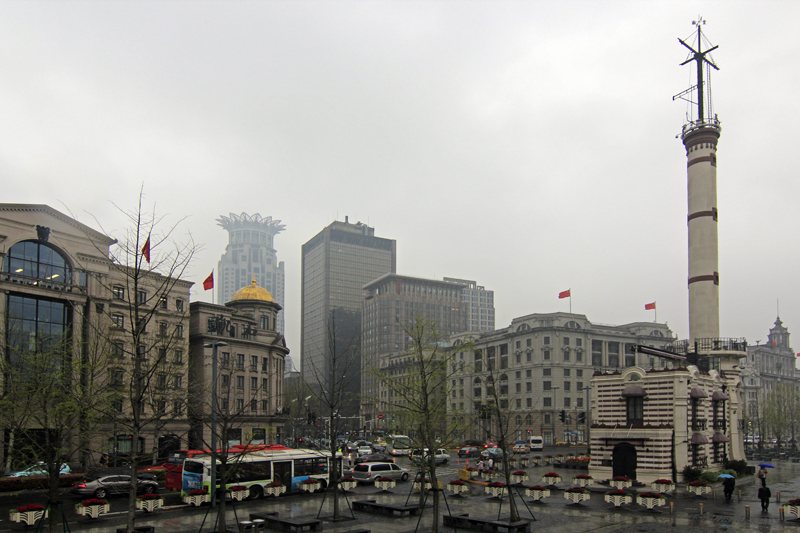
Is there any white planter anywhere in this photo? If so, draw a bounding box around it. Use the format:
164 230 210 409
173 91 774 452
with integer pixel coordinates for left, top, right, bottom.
564 491 591 504
573 477 592 488
541 476 561 486
9 509 47 526
609 480 633 490
183 493 210 506
136 498 163 512
413 481 433 492
76 504 110 519
484 472 499 481
604 494 633 507
651 482 675 493
340 481 357 491
375 479 396 491
525 488 550 501
784 504 800 519
266 485 286 497
448 483 469 495
531 458 541 466
485 486 506 498
466 470 479 478
300 482 320 492
511 474 530 484
520 458 530 467
542 457 553 465
638 496 666 510
229 489 247 502
687 485 712 496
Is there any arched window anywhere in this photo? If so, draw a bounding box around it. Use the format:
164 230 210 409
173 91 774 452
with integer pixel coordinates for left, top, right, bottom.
6 240 72 283
516 324 531 332
564 321 582 329
650 330 664 337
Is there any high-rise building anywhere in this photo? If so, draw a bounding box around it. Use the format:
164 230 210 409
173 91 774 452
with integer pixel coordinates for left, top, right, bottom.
360 274 468 426
300 217 396 415
443 277 495 331
216 213 286 333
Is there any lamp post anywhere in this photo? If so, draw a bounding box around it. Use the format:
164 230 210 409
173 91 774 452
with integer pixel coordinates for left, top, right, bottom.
204 336 228 509
580 386 591 447
551 386 559 446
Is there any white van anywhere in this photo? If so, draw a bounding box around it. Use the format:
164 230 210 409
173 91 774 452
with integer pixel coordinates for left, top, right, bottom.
529 436 544 451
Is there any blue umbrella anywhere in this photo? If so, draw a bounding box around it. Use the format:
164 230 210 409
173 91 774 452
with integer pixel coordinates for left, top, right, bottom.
718 474 734 479
759 463 775 468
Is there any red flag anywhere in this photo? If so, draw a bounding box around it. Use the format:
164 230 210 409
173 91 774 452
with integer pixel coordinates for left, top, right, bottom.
203 272 214 291
558 289 571 299
645 302 656 310
141 236 151 263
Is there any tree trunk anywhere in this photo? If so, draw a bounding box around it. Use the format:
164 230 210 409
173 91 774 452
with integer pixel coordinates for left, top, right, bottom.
48 469 60 533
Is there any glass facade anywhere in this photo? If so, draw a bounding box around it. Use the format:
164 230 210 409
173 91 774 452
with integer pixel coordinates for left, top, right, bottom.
6 241 72 283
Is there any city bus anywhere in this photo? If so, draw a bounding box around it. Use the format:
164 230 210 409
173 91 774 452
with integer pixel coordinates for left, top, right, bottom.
163 450 210 491
387 435 411 456
181 447 330 499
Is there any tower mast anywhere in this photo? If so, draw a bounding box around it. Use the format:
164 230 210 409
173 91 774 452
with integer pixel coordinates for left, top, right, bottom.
675 18 721 343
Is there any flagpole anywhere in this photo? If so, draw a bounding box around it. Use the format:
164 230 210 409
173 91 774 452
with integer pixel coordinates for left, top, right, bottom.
212 269 215 305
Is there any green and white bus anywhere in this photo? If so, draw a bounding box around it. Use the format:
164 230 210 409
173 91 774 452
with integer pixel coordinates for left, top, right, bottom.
181 446 330 499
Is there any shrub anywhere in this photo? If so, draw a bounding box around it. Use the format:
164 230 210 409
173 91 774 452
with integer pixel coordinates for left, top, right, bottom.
575 474 592 479
688 480 709 487
699 471 720 484
786 499 800 506
137 493 161 501
488 481 505 488
78 498 107 507
724 459 748 476
543 472 560 478
565 487 588 493
682 465 703 482
612 476 629 482
654 479 674 484
449 480 466 485
527 485 546 490
638 492 664 499
512 471 527 476
13 504 45 513
606 489 628 496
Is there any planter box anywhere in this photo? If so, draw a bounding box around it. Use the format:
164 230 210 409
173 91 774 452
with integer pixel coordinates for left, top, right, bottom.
266 485 286 497
783 504 800 519
541 476 561 486
564 491 591 504
531 458 541 466
183 493 210 506
609 480 633 490
465 470 479 478
542 457 552 465
229 489 247 502
687 485 712 496
485 486 506 498
76 504 110 519
525 488 550 501
520 458 530 467
136 498 163 512
413 481 433 492
448 483 469 496
511 474 530 484
484 472 499 481
9 509 47 526
375 479 396 491
604 494 632 507
340 481 357 491
638 496 666 510
651 482 675 493
572 477 592 488
300 483 320 493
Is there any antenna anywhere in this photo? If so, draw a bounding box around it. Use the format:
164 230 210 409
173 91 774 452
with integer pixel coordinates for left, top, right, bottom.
673 17 719 128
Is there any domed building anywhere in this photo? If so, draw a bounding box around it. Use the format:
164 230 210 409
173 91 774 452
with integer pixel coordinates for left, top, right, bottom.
189 278 289 448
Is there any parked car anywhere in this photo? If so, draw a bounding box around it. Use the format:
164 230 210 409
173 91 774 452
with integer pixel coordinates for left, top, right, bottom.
457 446 480 458
72 474 159 499
410 448 449 465
512 441 529 453
529 436 544 451
4 461 71 477
354 453 393 464
350 462 410 483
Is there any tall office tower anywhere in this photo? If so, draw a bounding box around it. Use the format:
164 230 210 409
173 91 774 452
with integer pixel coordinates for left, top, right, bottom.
301 217 396 415
216 213 286 332
677 20 721 343
360 274 469 424
443 277 495 331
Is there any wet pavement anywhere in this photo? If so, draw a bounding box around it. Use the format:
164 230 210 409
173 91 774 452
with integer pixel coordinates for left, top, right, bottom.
8 457 800 532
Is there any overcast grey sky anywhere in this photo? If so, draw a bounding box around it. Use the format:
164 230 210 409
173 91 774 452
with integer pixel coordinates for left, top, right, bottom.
3 1 799 366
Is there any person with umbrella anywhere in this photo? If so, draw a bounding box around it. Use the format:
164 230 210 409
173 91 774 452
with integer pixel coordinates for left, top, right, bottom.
758 463 774 488
720 474 735 502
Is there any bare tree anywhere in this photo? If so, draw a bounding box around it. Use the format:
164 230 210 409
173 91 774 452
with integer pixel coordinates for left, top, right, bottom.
365 316 470 533
304 307 361 521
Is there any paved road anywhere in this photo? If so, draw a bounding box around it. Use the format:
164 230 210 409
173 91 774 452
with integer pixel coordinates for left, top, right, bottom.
4 454 799 532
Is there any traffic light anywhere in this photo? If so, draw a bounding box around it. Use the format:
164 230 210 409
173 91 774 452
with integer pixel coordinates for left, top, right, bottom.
578 411 586 424
527 429 531 434
559 410 566 422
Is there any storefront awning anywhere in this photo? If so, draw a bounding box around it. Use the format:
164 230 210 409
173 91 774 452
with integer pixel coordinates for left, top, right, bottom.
711 391 730 401
689 388 708 399
621 385 646 397
712 432 730 443
691 433 709 444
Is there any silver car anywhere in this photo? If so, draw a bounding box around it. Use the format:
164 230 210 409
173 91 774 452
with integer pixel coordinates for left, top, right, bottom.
72 474 158 499
350 462 409 483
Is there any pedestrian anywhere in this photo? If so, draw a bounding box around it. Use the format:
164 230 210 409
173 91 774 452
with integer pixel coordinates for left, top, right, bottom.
487 457 494 471
99 453 108 467
757 466 768 488
759 485 771 512
722 477 735 502
477 459 484 476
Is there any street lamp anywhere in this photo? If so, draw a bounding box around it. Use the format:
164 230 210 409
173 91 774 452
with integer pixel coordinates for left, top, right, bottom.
551 387 559 446
204 338 228 508
580 386 591 446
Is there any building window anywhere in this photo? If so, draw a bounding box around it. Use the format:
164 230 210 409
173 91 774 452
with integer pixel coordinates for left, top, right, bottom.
526 370 532 378
564 381 571 391
262 400 269 411
262 358 269 372
261 315 269 329
220 352 230 367
262 377 269 391
112 341 125 358
157 373 167 389
136 290 147 305
159 296 168 309
543 368 551 377
251 355 258 371
236 399 244 411
237 376 245 389
527 339 532 347
174 375 183 389
544 350 551 361
251 377 258 389
544 414 551 424
251 399 258 412
175 299 184 312
174 401 183 415
137 345 147 359
111 369 124 387
221 375 230 388
576 369 583 377
113 286 125 300
516 383 521 393
175 324 183 338
111 314 124 328
563 350 570 362
544 336 550 345
626 397 644 426
577 397 583 408
563 337 570 346
237 353 245 369
543 381 551 391
563 397 570 408
563 369 570 377
577 381 583 391
544 397 552 407
156 400 166 416
174 350 183 364
159 322 168 336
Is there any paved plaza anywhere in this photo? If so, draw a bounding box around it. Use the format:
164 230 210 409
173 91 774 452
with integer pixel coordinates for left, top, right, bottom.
7 460 800 533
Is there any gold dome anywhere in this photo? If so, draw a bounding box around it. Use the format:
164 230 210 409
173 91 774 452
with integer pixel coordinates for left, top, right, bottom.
230 277 275 303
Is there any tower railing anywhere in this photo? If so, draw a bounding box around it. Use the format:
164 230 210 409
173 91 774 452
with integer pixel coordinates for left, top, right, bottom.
681 116 722 138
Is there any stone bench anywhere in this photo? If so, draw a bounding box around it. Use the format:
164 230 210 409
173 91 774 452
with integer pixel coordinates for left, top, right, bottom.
352 499 420 516
444 513 532 533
